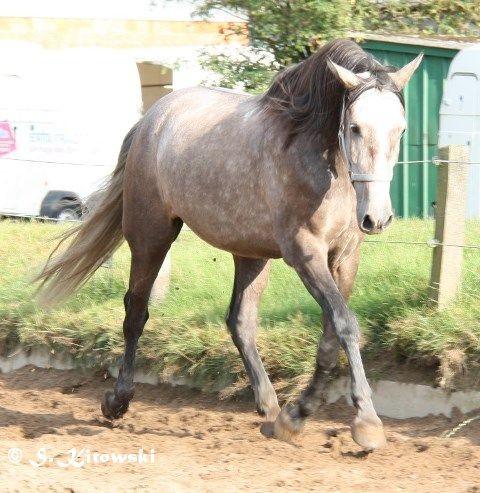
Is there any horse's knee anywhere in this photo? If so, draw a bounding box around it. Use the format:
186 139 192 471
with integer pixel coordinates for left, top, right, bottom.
332 309 360 346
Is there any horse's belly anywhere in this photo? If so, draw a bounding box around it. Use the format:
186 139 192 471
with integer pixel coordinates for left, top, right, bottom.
172 199 282 259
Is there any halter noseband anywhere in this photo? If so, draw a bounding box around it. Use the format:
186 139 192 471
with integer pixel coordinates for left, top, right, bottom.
338 94 393 183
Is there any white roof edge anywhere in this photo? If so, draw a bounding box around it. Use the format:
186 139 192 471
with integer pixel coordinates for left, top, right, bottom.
351 32 477 51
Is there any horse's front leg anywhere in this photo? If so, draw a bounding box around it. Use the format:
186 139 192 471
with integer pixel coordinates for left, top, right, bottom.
275 236 386 450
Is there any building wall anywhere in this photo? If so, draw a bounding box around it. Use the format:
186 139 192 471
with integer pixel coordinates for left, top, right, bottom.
0 17 247 49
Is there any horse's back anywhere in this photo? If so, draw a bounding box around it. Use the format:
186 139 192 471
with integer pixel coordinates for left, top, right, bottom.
149 86 253 133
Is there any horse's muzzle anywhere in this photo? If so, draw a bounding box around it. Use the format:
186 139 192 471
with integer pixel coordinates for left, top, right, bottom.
360 213 393 234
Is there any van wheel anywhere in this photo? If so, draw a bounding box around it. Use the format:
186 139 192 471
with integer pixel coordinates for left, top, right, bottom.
55 206 81 222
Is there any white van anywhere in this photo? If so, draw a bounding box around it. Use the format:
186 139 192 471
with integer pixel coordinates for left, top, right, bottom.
0 44 171 219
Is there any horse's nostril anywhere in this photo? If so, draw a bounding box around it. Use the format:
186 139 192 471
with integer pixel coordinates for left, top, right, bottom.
384 215 393 229
361 215 375 232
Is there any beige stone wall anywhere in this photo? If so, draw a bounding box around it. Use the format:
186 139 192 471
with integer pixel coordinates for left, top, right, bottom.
0 17 247 48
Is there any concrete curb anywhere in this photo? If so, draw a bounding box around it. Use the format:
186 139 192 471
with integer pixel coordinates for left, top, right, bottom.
2 347 479 419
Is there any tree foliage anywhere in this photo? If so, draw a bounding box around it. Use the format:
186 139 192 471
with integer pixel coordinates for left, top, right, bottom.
195 0 355 67
359 0 480 37
198 46 279 93
195 0 480 93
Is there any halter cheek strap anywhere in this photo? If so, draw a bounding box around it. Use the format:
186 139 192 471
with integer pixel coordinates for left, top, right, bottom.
338 95 393 183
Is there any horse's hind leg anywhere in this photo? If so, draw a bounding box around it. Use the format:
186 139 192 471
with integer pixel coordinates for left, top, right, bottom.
101 217 183 420
226 256 280 421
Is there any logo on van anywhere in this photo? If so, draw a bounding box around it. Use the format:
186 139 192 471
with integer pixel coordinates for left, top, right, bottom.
0 121 16 157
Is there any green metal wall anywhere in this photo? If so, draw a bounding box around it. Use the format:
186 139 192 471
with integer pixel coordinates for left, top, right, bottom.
363 40 458 218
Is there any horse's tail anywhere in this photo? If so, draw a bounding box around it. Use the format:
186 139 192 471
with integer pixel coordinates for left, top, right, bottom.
35 122 139 306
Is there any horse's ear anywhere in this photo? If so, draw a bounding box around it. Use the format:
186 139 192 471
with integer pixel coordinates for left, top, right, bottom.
326 59 364 90
389 53 423 90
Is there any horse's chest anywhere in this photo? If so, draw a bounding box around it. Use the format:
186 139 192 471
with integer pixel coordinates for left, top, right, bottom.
297 176 357 240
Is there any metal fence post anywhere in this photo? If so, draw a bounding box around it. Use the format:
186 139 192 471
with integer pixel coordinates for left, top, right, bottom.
429 145 469 309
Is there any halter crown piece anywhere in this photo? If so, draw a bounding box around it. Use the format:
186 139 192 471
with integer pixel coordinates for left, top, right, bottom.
338 94 394 183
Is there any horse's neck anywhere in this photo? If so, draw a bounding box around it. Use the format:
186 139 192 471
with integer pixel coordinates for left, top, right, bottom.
331 150 352 184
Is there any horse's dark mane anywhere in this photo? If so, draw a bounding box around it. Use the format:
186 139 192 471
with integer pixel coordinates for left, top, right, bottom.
260 39 404 150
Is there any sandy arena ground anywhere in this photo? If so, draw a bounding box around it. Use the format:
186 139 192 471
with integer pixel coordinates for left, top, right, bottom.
0 366 479 492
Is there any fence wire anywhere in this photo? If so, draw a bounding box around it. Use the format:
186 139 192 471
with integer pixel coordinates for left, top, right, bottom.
363 239 480 250
3 157 480 252
395 158 480 166
384 157 480 250
6 214 480 251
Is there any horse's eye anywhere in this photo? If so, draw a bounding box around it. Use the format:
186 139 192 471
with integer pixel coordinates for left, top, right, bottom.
350 124 361 135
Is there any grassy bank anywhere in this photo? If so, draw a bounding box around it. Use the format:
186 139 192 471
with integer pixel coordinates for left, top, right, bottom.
0 219 479 392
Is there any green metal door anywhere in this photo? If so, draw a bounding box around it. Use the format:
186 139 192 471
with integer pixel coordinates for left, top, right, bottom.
363 40 458 218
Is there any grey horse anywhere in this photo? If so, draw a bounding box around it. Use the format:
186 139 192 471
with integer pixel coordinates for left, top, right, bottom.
36 39 422 450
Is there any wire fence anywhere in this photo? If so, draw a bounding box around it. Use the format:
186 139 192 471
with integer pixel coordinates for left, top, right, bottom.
362 157 480 250
400 158 480 166
363 239 480 250
3 157 480 253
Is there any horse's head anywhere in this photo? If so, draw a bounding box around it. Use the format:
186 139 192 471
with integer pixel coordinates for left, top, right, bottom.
327 55 422 234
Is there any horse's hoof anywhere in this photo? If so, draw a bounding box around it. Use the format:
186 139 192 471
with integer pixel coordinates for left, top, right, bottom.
260 421 275 438
351 415 386 450
101 390 129 420
257 403 281 422
272 407 304 444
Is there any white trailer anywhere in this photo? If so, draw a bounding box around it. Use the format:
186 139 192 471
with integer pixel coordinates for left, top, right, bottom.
438 44 480 218
0 44 171 219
